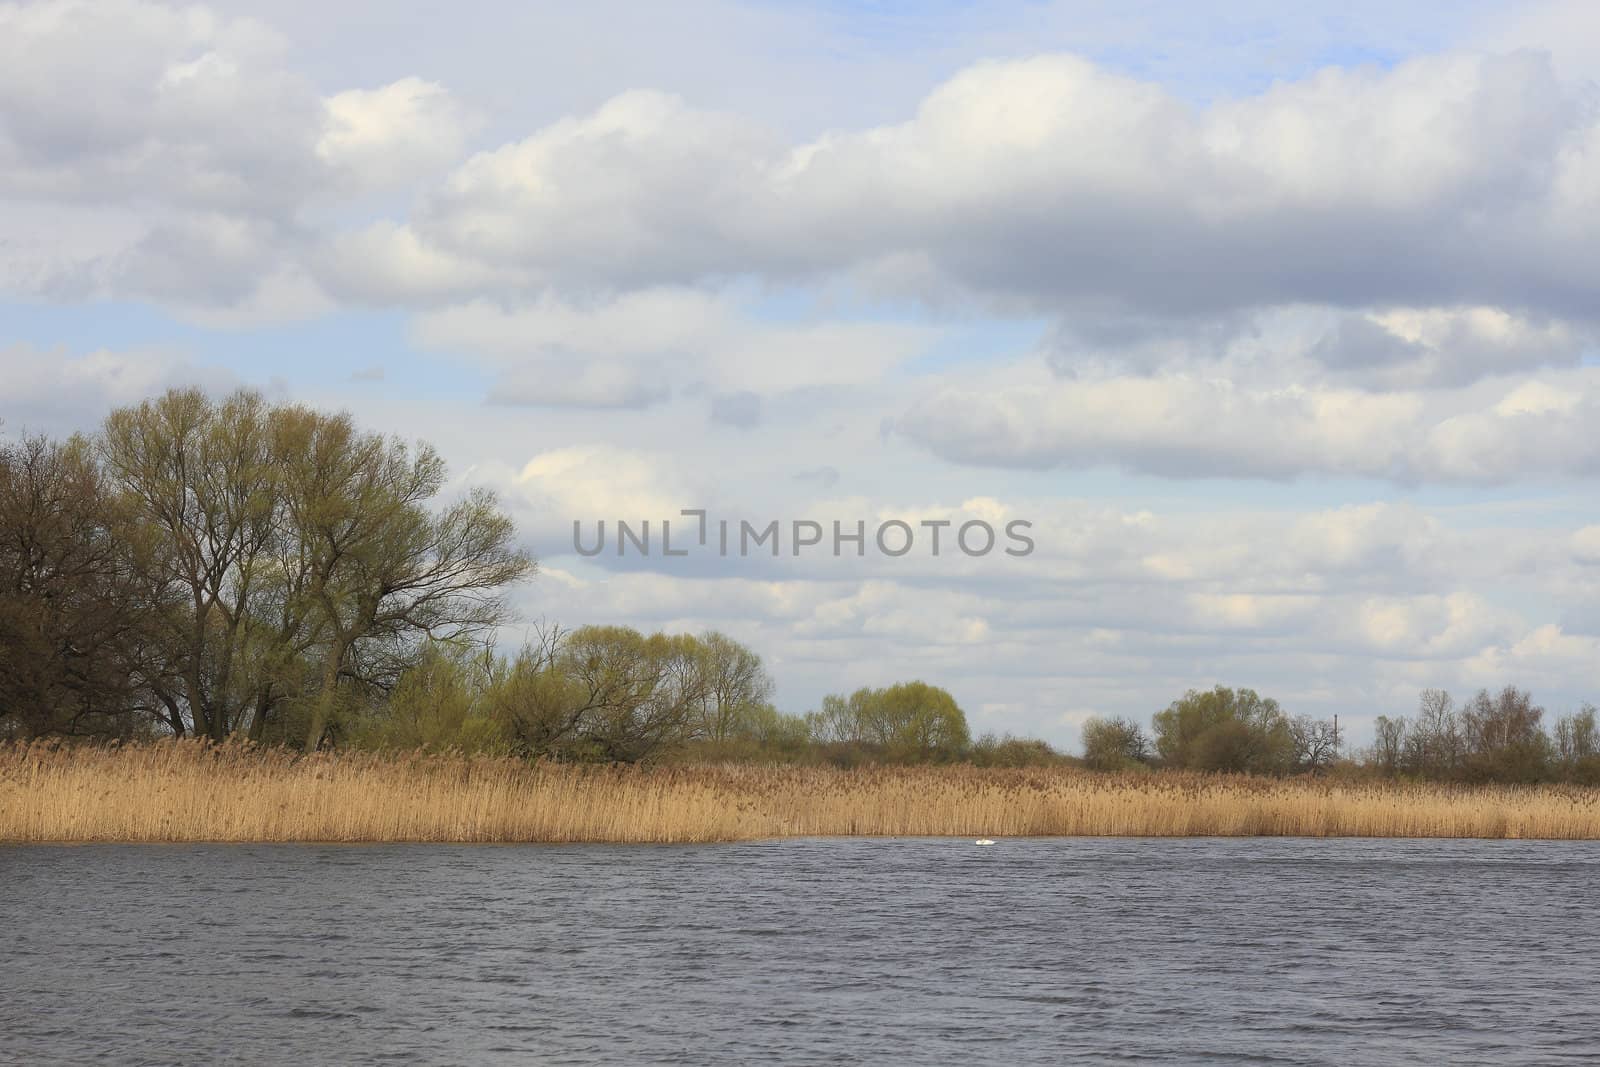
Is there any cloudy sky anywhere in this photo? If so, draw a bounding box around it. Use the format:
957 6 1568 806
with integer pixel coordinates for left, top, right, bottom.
5 0 1600 748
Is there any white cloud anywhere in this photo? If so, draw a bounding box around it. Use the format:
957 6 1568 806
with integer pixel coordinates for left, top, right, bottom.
411 289 936 407
318 77 476 186
411 89 778 287
9 2 1600 748
506 444 699 546
1313 306 1588 388
1572 526 1600 564
897 364 1600 484
0 0 472 315
0 0 318 211
1463 624 1600 691
349 51 1600 323
0 343 240 435
1470 0 1600 86
314 221 510 304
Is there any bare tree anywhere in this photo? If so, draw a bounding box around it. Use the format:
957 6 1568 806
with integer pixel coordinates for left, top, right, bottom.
1406 689 1461 777
1371 715 1407 776
1459 686 1550 780
1290 715 1340 774
1554 704 1597 769
1081 716 1150 771
0 434 149 738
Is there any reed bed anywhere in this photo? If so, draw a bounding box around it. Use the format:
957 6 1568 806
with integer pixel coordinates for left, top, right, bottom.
5 741 1600 843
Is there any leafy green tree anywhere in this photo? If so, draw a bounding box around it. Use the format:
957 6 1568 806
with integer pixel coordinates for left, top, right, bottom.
351 642 509 753
806 682 970 761
272 404 533 750
869 681 970 759
1152 685 1293 774
1081 716 1149 771
496 625 709 762
96 388 532 746
691 631 774 742
99 389 290 740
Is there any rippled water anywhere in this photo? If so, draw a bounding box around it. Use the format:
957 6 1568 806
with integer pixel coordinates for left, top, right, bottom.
3 837 1599 1064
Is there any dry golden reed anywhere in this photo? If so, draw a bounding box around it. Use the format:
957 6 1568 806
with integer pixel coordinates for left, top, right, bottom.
5 740 1600 843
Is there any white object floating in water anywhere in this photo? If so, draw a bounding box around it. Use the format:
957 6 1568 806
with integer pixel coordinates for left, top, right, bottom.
974 839 996 846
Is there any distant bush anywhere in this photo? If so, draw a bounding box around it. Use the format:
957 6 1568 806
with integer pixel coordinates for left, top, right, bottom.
347 644 510 755
804 682 971 762
1080 717 1150 772
969 733 1071 768
1152 686 1293 775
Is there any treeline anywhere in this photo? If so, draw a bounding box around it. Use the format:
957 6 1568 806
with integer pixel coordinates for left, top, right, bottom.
1082 685 1600 784
1081 687 1340 776
1367 687 1599 784
7 390 1596 783
1 390 1023 765
346 631 1039 766
0 389 531 748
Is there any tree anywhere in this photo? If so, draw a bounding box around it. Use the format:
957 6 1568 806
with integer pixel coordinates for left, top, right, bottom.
1405 689 1462 777
858 682 970 759
806 690 870 745
270 402 534 749
802 684 971 762
0 434 150 739
1555 704 1598 763
352 641 508 753
99 389 289 740
1554 704 1600 783
1289 716 1340 774
1460 686 1550 782
692 631 773 742
1462 686 1544 751
1371 715 1406 776
1152 685 1293 774
96 388 533 746
1081 716 1149 771
498 625 709 762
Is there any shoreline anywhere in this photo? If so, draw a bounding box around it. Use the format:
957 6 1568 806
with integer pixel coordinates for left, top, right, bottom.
8 741 1600 844
7 833 1600 846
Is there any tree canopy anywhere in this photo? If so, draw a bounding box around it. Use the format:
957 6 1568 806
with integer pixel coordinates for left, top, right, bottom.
2 389 534 746
1152 686 1294 775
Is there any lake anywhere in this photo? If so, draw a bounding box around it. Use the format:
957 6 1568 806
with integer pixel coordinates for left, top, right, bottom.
3 837 1598 1064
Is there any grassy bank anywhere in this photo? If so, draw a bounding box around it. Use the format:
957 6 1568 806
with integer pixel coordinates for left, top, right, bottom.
5 741 1600 842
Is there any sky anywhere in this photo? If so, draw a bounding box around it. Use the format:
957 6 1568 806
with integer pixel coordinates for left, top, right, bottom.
4 0 1600 749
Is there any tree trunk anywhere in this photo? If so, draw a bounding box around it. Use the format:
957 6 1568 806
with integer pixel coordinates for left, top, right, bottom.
157 691 185 738
247 687 272 742
303 646 345 752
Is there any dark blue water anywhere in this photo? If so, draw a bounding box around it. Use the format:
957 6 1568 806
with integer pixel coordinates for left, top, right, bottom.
3 837 1598 1064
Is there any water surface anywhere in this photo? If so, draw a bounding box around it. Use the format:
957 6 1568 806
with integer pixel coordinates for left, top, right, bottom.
4 837 1598 1064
